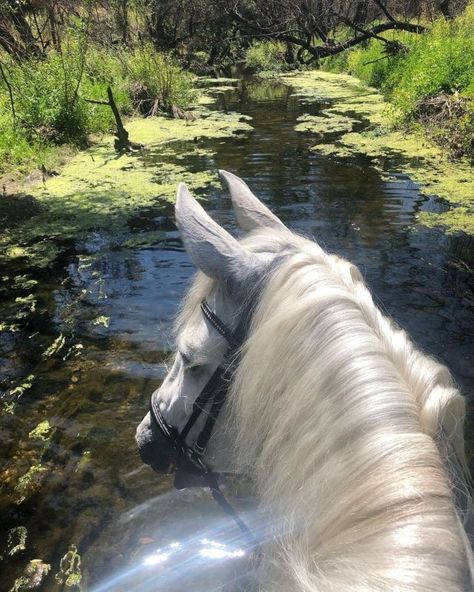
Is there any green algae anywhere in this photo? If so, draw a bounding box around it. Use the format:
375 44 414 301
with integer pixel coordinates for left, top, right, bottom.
92 316 110 328
5 526 27 557
283 70 474 234
7 375 35 399
42 334 66 359
197 77 239 88
55 544 82 588
29 420 54 443
1 93 253 270
121 230 166 248
75 450 91 473
295 111 357 136
10 559 50 591
14 464 48 504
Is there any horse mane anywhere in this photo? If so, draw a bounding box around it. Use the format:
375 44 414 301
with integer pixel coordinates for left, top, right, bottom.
178 227 473 591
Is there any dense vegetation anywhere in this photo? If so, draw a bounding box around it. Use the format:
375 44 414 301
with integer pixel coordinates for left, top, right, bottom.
0 38 195 175
324 3 474 159
0 0 473 178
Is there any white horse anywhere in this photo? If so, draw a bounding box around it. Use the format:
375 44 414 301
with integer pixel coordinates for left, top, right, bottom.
136 171 474 591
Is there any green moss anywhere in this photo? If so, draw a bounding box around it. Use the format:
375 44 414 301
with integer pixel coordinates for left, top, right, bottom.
284 70 474 234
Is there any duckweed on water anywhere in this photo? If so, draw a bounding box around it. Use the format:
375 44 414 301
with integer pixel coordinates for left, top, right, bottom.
282 70 474 234
295 112 357 136
1 99 253 270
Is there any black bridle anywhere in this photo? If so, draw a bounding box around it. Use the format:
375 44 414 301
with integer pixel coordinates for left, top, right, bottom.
149 299 254 544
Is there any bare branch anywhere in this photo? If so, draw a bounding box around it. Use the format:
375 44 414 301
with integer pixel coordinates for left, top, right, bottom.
372 0 396 22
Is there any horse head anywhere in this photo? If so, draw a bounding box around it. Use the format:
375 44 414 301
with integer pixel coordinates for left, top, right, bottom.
135 171 288 485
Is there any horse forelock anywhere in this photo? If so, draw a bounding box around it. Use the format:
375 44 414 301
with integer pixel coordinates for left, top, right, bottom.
177 226 473 590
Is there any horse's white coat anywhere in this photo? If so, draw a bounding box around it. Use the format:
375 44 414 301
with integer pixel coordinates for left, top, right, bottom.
157 176 474 590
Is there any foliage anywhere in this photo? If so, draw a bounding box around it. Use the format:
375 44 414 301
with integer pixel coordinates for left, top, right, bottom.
388 5 474 113
0 39 198 175
245 40 288 74
121 44 197 114
323 2 474 159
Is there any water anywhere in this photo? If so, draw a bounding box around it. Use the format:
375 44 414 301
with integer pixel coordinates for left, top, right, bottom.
0 77 473 591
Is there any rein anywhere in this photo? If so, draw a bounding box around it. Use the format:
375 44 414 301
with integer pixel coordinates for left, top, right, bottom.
149 299 255 546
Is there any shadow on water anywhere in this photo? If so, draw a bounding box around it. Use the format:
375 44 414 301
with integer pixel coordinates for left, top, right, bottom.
0 76 473 590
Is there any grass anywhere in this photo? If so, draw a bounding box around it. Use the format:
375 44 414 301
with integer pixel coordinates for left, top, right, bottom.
0 40 197 177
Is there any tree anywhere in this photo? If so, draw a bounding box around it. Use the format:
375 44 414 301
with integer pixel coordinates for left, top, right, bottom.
226 0 428 65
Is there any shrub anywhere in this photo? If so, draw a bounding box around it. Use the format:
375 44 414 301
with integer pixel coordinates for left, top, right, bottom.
2 36 94 145
121 44 197 114
322 3 474 158
388 5 474 117
0 40 200 173
245 40 287 74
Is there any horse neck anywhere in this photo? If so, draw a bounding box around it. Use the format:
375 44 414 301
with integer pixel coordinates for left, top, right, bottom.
230 252 470 590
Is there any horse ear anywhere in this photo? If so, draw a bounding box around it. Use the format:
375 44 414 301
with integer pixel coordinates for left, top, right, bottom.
175 183 263 292
219 170 285 231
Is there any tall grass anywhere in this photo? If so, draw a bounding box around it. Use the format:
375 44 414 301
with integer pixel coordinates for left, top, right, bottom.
0 40 197 175
123 44 197 114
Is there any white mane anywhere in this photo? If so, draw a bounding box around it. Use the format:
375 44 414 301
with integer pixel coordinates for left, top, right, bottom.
179 226 473 591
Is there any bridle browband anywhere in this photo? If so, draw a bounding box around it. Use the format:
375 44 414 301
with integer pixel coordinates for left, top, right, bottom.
149 299 255 545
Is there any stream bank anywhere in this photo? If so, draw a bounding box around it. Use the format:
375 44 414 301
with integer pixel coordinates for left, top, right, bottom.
280 70 474 235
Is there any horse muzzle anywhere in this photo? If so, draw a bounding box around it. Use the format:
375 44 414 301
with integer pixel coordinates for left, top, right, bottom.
135 412 175 474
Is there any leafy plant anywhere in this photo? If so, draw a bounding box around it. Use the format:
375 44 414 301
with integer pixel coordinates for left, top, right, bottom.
121 44 197 115
245 40 288 74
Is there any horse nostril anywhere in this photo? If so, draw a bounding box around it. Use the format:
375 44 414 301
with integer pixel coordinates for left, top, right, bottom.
136 423 174 474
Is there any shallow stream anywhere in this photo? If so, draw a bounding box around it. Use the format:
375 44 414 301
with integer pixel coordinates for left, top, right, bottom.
0 76 473 591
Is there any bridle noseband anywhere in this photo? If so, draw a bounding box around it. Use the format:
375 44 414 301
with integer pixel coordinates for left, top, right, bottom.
149 299 254 544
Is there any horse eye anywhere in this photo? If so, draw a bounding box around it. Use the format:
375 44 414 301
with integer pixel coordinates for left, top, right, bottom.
180 351 203 372
179 351 191 366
